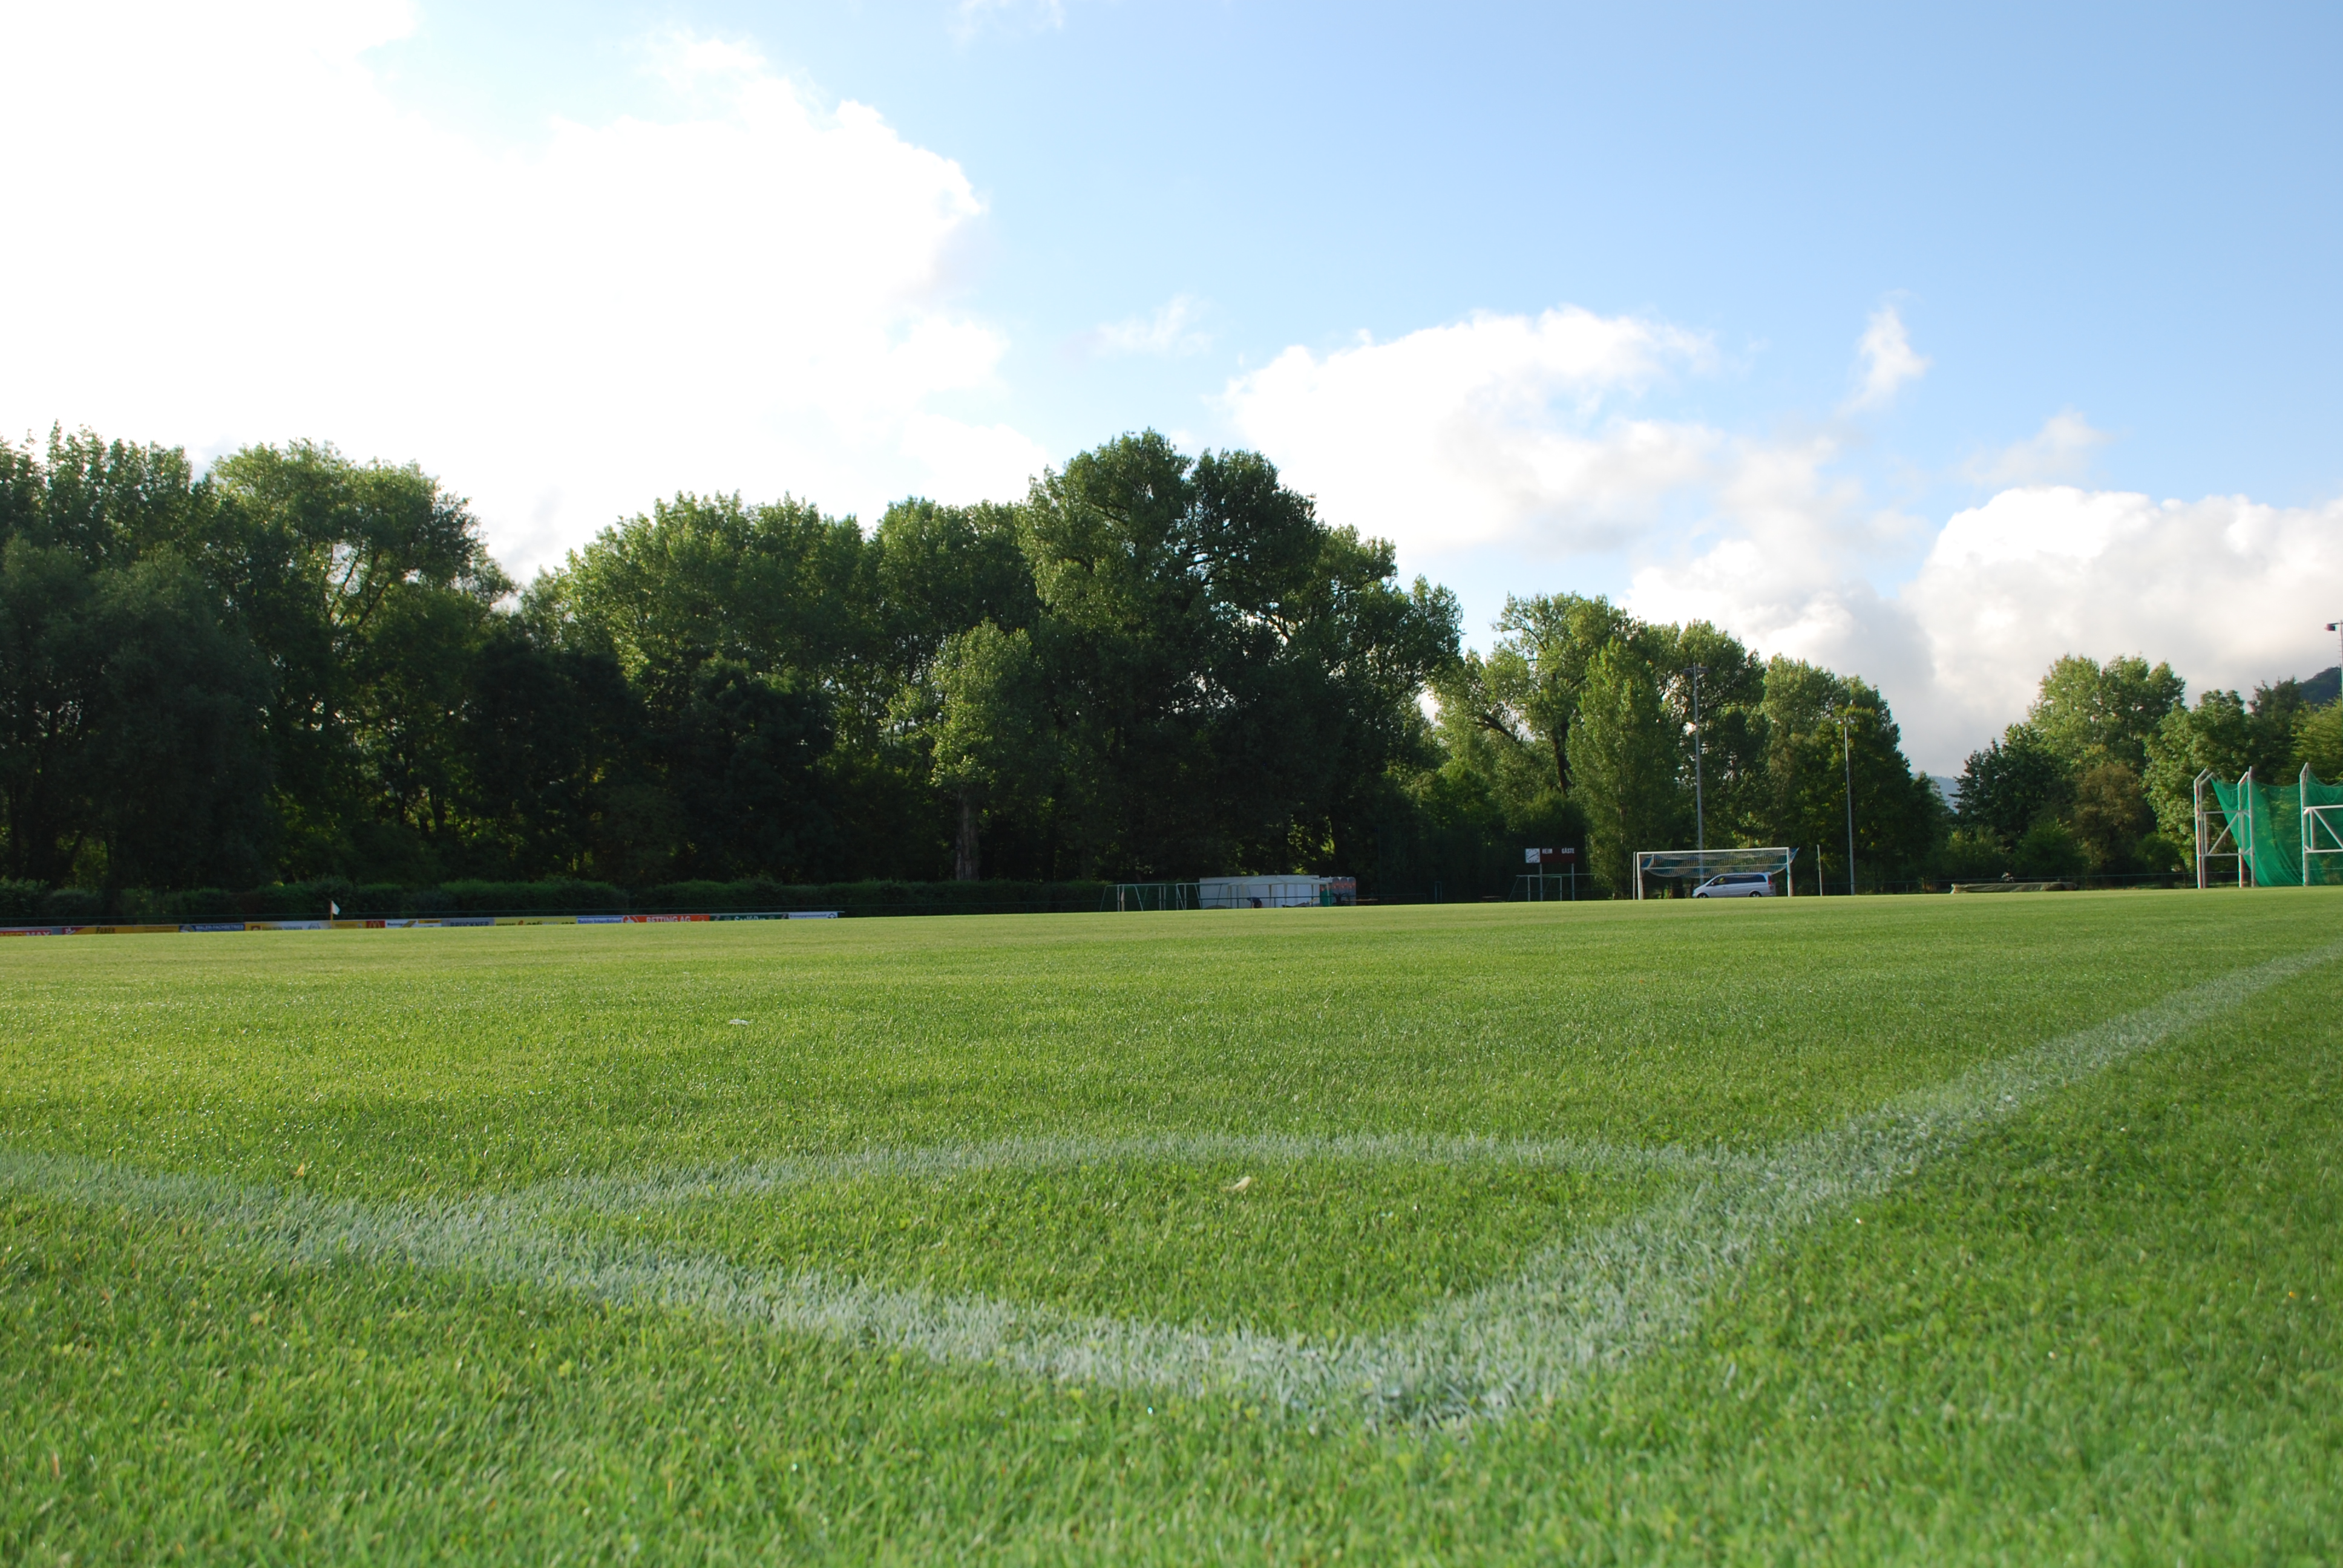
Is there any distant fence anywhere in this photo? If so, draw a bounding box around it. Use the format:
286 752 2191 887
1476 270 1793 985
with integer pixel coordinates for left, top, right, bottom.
0 878 1113 926
1758 871 2197 897
0 866 2233 929
0 912 854 938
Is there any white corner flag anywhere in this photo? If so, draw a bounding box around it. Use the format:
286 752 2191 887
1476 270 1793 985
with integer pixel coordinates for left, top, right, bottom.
329 901 339 918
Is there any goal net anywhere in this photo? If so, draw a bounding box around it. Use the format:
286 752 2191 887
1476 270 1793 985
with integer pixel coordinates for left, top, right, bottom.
2199 766 2343 887
1632 846 1799 900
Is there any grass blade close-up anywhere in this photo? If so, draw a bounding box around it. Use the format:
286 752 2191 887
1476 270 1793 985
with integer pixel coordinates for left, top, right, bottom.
4 892 2339 1563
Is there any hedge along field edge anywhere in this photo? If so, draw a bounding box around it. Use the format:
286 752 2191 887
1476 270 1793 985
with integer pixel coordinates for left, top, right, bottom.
2 941 2333 1429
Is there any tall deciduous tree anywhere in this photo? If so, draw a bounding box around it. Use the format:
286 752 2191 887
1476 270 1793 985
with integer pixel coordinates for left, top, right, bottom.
208 440 510 875
5 420 1977 902
82 556 274 893
1763 668 1939 887
2142 688 2281 844
1566 644 1684 892
456 630 650 881
1649 620 1769 845
0 433 277 892
1019 431 1456 879
1473 593 1642 793
2028 654 2185 772
925 622 1049 880
2295 700 2343 780
663 661 836 881
2069 759 2153 867
1958 725 2071 849
554 492 880 701
874 500 1037 672
0 538 103 883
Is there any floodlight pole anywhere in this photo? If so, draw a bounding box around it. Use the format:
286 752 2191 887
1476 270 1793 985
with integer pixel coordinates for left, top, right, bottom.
2328 620 2342 681
1838 712 1856 897
1688 664 1708 871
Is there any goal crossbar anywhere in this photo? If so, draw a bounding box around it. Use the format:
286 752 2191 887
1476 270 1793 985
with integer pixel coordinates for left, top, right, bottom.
1632 846 1799 900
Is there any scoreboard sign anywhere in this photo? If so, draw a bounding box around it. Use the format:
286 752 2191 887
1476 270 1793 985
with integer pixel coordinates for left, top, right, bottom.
1524 847 1576 865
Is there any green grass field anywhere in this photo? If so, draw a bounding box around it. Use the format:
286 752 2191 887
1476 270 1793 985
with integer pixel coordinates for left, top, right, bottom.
4 892 2339 1563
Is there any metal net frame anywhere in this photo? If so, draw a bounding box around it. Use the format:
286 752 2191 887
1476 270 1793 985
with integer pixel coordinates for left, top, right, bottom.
2194 768 2246 887
2197 766 2343 888
2304 768 2343 883
1631 846 1799 900
1108 882 1198 912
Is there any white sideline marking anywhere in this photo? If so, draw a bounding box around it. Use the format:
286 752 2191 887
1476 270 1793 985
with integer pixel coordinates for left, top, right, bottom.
1352 938 2343 1419
506 1129 1714 1214
3 943 2335 1425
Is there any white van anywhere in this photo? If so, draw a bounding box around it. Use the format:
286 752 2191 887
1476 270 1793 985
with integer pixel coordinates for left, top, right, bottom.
1691 871 1775 898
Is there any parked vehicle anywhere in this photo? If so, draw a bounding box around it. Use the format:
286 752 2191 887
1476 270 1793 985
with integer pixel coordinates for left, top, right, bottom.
1691 871 1776 898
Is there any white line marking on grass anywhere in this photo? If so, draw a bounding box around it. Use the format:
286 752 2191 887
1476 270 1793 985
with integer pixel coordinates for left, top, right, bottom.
506 1129 1714 1214
0 1142 1367 1411
1346 939 2343 1420
3 943 2334 1426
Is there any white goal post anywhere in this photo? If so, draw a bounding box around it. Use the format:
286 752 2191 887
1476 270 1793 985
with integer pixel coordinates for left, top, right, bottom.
1632 846 1800 900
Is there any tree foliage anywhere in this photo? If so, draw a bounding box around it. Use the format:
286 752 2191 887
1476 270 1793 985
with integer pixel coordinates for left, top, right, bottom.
1566 644 1685 892
0 426 1473 898
1433 595 1942 895
12 424 2092 901
2141 681 2321 848
2027 653 2184 773
1958 725 2071 849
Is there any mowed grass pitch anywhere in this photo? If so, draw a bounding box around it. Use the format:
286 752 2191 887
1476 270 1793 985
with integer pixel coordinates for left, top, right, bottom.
1 895 2339 1563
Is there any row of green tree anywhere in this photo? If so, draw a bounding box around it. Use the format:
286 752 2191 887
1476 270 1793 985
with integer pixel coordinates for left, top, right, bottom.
1417 597 1943 892
2 424 1964 900
1951 654 2342 880
1 426 1453 895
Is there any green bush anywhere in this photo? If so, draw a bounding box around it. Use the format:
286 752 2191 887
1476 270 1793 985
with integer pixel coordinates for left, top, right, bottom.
39 888 103 922
237 880 354 918
634 879 1110 915
1933 828 2010 883
2013 819 2088 880
347 883 448 916
0 880 44 923
2 877 1119 925
438 880 627 914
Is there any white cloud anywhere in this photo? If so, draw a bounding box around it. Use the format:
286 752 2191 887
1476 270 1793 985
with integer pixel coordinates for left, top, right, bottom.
0 1 1049 575
1221 307 1722 554
1230 303 2338 770
1087 296 1211 358
1902 487 2343 757
1962 410 2111 486
1844 305 1930 411
1631 484 2343 770
898 414 1052 500
952 0 1067 41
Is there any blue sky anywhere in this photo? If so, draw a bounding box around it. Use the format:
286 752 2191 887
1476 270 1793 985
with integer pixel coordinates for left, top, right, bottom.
5 0 2339 765
373 0 2343 497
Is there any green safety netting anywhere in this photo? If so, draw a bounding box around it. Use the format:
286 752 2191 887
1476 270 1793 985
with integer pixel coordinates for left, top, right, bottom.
2209 771 2343 886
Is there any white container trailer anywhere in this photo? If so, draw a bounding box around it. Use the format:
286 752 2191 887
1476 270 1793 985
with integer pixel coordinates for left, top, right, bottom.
1198 875 1342 909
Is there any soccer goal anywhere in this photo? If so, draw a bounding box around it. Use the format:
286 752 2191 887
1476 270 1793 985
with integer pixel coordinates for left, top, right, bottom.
1108 882 1198 912
1631 846 1799 900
